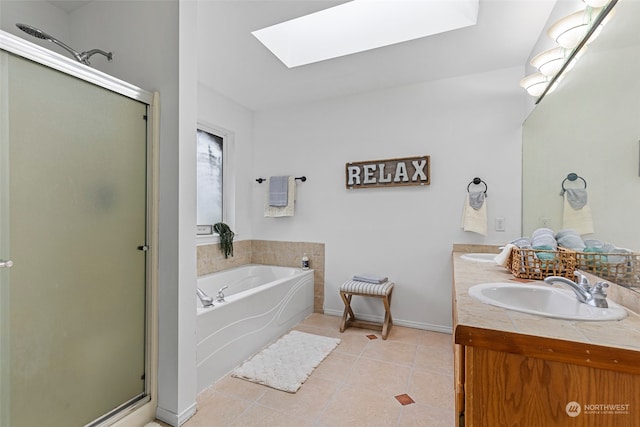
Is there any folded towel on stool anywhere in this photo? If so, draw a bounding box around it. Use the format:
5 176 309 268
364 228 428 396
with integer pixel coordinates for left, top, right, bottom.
353 274 388 284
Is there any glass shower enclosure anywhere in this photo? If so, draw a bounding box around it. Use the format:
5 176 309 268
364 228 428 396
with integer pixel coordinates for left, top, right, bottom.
1 31 154 426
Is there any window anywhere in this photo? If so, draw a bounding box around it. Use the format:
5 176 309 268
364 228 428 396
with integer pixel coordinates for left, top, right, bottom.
197 126 224 235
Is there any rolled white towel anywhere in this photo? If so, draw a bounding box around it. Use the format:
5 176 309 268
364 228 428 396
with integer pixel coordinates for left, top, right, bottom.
495 244 516 267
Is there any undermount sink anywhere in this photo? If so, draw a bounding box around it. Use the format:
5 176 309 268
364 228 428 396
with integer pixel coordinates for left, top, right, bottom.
468 282 628 321
460 253 496 263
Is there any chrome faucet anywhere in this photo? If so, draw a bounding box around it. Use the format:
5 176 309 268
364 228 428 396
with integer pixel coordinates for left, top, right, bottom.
216 285 229 303
544 272 609 308
196 288 214 308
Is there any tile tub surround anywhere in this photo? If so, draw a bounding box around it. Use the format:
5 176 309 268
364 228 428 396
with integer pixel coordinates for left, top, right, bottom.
452 251 640 352
197 240 325 312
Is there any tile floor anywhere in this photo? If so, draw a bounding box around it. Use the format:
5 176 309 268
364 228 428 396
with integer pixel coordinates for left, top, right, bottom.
159 314 455 426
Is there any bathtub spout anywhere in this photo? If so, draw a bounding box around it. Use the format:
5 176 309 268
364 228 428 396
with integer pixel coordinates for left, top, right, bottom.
197 288 214 307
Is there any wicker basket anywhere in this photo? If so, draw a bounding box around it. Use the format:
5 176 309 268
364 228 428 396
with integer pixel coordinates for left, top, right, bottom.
574 251 640 286
508 247 576 280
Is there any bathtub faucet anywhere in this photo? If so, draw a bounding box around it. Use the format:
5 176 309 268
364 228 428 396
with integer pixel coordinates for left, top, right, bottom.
197 288 214 308
217 285 229 303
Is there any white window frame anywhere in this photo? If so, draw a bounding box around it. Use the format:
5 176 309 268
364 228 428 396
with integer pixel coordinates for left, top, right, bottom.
196 122 235 245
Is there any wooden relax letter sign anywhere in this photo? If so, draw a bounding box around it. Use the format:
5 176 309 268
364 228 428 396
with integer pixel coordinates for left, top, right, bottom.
345 155 430 189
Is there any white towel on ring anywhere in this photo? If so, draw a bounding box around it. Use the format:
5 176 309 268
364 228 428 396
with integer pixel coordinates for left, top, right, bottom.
461 193 487 236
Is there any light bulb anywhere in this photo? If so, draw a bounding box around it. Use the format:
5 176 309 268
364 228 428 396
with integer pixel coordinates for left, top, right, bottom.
530 47 566 76
520 73 549 97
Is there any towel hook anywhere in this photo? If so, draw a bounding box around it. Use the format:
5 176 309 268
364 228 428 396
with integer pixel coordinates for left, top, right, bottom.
256 176 307 184
467 177 488 196
561 173 587 193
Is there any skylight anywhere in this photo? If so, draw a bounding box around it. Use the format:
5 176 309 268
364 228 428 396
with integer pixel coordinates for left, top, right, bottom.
252 0 479 68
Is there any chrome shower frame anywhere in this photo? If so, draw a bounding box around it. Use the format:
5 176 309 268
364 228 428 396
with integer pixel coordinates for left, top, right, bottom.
0 28 158 427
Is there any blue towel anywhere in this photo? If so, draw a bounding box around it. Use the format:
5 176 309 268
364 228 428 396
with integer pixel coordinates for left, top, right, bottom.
268 176 289 207
531 228 557 249
555 229 585 251
468 191 485 210
565 188 588 210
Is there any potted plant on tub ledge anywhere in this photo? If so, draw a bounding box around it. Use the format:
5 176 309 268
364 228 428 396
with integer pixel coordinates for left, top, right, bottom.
213 222 235 258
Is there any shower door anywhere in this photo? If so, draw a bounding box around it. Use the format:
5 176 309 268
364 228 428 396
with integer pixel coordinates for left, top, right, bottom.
0 49 149 426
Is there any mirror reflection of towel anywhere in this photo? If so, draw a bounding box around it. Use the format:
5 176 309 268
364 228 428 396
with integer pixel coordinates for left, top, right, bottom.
562 191 594 235
461 192 487 235
565 188 587 210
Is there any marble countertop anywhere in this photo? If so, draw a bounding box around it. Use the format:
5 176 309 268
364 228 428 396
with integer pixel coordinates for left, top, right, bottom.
452 251 640 353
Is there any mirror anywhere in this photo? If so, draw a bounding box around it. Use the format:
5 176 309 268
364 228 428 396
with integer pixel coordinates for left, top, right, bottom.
522 0 640 290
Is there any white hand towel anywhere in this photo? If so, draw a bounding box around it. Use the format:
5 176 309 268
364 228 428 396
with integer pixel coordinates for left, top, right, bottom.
461 193 487 236
495 244 516 267
562 192 594 235
264 176 296 217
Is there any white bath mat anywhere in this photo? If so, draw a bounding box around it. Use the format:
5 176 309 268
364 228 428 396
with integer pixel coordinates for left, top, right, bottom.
231 330 340 393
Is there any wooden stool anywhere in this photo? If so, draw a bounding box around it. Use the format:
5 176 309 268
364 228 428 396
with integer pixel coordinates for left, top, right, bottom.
339 280 394 339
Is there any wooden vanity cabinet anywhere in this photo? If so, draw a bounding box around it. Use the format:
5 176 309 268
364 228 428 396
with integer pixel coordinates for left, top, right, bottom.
453 327 640 427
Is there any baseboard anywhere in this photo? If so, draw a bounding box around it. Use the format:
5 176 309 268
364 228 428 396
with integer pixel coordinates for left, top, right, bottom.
323 309 453 335
156 402 197 427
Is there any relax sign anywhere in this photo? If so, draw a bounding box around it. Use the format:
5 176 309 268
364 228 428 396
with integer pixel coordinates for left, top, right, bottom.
345 155 430 189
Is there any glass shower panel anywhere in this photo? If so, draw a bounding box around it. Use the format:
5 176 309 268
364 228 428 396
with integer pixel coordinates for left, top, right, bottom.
0 52 148 426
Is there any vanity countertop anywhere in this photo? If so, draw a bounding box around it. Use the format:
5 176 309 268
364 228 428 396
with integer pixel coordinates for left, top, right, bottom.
452 251 640 367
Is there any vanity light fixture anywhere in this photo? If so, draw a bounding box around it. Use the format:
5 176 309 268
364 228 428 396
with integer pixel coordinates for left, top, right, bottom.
530 47 567 76
547 7 603 49
582 0 610 7
519 73 551 97
521 0 618 102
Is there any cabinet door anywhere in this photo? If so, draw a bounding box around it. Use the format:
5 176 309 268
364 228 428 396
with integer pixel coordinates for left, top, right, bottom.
465 346 640 427
454 343 465 425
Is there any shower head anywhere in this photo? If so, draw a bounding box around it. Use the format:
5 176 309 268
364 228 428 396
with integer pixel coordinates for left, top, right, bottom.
15 23 113 66
16 23 50 40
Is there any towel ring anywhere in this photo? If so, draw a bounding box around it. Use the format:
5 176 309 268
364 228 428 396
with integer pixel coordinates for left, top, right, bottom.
256 176 307 184
467 177 488 196
561 173 587 191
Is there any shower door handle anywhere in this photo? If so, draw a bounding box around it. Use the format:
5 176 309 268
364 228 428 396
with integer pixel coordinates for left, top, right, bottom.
0 259 14 268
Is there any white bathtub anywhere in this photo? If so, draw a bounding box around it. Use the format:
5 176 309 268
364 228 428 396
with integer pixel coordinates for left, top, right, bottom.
196 264 314 392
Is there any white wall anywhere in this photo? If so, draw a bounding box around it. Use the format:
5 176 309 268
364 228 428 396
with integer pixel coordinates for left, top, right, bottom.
252 66 525 331
197 83 255 241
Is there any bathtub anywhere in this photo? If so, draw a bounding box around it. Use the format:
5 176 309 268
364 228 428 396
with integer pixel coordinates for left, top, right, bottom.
196 264 314 392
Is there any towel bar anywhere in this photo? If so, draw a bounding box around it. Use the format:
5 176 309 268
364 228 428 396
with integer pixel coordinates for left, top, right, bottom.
256 176 306 183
